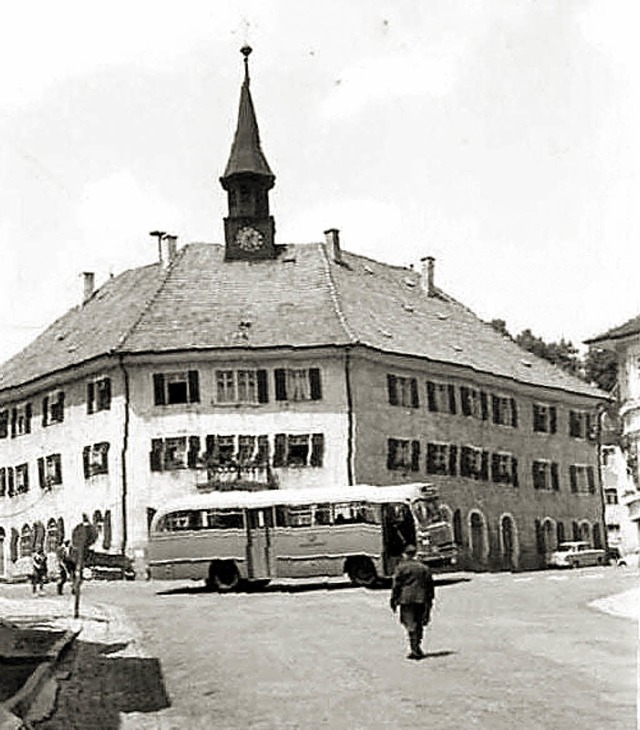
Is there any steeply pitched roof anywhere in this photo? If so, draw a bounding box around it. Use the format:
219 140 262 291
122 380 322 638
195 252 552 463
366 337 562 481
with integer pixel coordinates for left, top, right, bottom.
585 314 640 345
222 74 274 180
0 243 604 399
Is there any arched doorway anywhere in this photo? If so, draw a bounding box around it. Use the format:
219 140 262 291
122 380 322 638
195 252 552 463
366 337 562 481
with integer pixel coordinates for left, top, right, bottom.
556 521 565 546
452 509 463 548
542 519 555 553
593 523 603 549
20 524 33 559
469 511 486 566
0 527 5 577
500 515 517 570
46 519 59 552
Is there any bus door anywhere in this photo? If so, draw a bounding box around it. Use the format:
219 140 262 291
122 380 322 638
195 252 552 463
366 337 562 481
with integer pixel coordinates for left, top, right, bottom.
246 508 273 579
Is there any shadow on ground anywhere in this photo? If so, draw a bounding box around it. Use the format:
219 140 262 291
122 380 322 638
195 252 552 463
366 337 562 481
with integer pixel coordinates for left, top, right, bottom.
155 575 471 597
33 640 170 729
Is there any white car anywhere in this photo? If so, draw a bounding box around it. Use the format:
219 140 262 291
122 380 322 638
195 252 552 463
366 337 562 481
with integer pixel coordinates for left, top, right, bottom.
547 541 607 569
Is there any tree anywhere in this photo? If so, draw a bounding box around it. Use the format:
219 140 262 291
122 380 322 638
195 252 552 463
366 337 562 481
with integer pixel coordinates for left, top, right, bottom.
584 346 618 393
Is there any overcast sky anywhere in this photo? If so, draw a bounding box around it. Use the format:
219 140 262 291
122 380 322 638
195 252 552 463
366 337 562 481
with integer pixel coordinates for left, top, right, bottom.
1 1 638 363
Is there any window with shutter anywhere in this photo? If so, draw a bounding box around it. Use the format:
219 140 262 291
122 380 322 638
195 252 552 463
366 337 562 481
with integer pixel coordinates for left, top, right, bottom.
0 410 8 439
273 434 287 466
411 441 420 472
310 434 324 467
257 370 269 403
187 436 201 468
309 369 322 400
87 381 95 413
188 371 200 403
0 468 6 497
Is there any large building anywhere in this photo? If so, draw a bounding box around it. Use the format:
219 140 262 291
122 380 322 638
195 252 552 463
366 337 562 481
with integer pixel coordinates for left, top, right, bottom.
0 49 606 579
587 320 640 556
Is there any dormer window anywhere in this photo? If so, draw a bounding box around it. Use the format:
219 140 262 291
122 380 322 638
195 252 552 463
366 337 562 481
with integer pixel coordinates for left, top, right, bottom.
153 371 200 406
42 391 65 426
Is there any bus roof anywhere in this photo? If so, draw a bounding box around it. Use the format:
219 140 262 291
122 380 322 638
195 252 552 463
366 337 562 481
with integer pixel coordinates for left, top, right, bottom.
150 483 435 527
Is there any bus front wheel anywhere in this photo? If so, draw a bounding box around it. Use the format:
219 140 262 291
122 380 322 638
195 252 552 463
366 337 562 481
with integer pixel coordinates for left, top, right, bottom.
346 557 378 588
207 561 240 592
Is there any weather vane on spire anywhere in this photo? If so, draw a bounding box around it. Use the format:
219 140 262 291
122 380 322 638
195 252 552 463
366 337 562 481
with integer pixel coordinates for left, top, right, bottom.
241 44 252 84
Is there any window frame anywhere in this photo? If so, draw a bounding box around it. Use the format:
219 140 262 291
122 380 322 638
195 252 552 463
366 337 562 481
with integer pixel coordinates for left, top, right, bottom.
87 376 112 414
153 371 200 406
274 367 322 402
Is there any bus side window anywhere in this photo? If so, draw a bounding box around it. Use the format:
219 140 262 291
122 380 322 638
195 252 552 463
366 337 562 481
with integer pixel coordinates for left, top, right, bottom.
206 510 244 530
275 506 289 527
166 510 199 531
313 504 332 526
288 506 313 527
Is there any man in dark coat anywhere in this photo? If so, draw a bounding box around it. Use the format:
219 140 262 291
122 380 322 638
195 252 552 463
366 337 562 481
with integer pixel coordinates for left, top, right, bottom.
390 544 435 659
56 540 76 595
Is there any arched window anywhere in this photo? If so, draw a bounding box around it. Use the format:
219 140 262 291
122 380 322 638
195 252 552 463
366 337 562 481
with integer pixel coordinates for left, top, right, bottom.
571 521 580 541
470 512 485 561
20 524 33 558
556 521 565 546
33 521 45 552
580 522 591 544
452 509 463 547
593 523 603 549
46 519 59 552
103 510 112 550
501 515 516 568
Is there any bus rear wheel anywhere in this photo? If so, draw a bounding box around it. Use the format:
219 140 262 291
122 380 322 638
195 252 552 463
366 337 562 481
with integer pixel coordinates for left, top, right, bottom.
346 557 378 587
207 561 240 592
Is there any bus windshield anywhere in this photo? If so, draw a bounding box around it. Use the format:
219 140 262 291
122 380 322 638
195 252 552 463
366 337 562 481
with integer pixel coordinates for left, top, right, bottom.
411 498 442 528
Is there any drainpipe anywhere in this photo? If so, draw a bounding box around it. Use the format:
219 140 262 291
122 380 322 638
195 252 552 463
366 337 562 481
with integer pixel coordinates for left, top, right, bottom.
344 348 355 485
118 355 131 579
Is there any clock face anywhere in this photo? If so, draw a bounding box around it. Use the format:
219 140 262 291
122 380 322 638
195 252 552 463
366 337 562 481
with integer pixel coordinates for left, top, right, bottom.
235 226 264 252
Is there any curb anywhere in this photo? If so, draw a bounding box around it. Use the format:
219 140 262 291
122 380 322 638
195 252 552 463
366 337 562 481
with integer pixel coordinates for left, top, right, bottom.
1 629 79 722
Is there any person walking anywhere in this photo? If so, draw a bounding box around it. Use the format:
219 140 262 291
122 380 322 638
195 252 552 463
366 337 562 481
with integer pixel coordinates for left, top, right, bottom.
390 544 435 659
31 547 48 594
56 540 76 595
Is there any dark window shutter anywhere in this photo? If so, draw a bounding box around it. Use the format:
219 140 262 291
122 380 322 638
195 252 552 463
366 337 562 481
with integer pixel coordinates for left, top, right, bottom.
187 436 201 468
387 374 398 406
0 468 5 497
54 454 62 484
460 387 471 416
426 381 437 412
34 522 45 552
551 463 559 491
587 413 596 441
187 370 200 403
23 466 29 492
447 384 456 414
7 467 14 496
82 446 91 478
309 368 322 400
42 397 49 427
38 458 45 489
310 434 324 467
550 407 557 434
10 408 17 437
150 439 163 472
411 441 421 472
491 453 500 483
205 435 217 465
102 378 112 409
511 457 519 487
387 439 397 470
510 398 518 428
480 452 489 481
273 434 287 467
87 381 95 414
0 410 7 439
569 465 577 493
25 403 32 433
10 528 19 562
274 369 287 401
587 467 595 494
448 445 458 476
460 447 469 478
57 392 65 422
492 395 499 424
103 510 112 550
153 374 165 406
257 370 269 403
480 391 488 420
533 405 541 432
411 379 419 408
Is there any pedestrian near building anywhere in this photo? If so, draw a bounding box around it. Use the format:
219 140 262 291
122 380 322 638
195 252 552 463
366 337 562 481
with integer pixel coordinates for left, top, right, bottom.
31 547 48 594
56 540 76 595
390 544 435 659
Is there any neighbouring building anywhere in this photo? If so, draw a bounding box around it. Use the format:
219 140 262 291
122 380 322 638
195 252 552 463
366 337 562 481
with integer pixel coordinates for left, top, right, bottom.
586 323 640 557
0 48 606 580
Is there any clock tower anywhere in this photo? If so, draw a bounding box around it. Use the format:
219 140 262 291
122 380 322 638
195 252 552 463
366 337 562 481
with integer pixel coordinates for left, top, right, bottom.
221 47 276 261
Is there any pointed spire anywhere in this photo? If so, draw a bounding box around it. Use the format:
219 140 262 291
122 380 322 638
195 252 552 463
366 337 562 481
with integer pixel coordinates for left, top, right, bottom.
222 46 274 181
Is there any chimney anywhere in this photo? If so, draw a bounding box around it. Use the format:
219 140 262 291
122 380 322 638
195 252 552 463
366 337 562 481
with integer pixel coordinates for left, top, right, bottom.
324 228 341 263
420 256 435 296
164 234 178 263
82 272 95 304
150 230 166 265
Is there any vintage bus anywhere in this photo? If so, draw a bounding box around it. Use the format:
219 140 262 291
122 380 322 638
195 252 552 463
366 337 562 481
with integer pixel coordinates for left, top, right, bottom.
147 483 457 591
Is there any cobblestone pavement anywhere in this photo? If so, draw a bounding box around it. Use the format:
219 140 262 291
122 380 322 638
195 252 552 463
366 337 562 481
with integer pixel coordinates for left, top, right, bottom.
0 566 637 729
